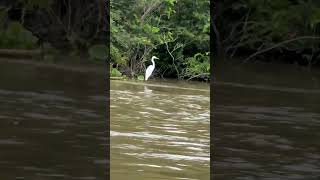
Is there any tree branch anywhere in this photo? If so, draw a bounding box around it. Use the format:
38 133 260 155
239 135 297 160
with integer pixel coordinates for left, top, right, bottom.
244 36 320 63
165 41 180 79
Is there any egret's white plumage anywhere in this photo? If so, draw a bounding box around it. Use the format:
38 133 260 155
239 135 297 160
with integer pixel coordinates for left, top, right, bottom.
145 56 158 81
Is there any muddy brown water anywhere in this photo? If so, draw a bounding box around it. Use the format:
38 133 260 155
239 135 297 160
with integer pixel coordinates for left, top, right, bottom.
110 80 210 180
214 61 320 179
0 59 210 180
0 59 107 179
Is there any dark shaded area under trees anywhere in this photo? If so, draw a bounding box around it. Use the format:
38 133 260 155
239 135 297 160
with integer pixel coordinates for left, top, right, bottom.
0 0 108 62
213 0 320 68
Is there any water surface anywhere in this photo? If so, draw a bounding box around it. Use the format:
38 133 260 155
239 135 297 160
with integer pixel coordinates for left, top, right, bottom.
214 61 320 179
0 59 107 179
111 80 210 180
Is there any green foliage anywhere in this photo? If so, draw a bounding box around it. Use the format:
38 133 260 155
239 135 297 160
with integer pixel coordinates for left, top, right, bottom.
110 68 122 77
217 0 320 66
0 22 38 49
111 0 210 80
88 44 108 60
111 45 127 65
0 9 7 28
0 1 108 65
310 8 320 29
182 52 210 80
137 75 144 81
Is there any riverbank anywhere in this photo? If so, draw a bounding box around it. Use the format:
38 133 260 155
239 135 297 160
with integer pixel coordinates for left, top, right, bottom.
0 57 210 86
214 58 320 94
0 57 106 74
112 79 209 92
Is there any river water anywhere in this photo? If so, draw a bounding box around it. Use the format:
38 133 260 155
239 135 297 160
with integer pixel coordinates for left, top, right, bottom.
110 80 210 180
0 59 210 180
0 60 107 179
3 58 316 179
214 61 320 179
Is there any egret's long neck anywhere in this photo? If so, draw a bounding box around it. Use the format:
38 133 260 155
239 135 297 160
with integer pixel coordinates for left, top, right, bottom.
151 58 155 66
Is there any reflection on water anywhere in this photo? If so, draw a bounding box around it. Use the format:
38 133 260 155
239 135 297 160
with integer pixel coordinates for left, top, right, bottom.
144 85 153 97
214 61 320 179
111 80 210 180
0 60 106 179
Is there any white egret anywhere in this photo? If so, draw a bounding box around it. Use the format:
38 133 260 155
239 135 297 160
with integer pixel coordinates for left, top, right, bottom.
145 56 159 81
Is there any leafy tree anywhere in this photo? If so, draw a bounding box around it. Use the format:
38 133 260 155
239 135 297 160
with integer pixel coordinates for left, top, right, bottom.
214 0 320 67
111 0 210 80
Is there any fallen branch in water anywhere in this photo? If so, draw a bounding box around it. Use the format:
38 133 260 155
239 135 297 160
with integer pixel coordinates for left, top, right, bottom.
0 49 41 58
243 36 320 63
187 73 210 81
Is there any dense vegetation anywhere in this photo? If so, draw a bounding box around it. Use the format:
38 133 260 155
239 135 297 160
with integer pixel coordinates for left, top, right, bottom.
214 0 320 68
0 0 210 81
111 0 210 81
0 0 107 62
